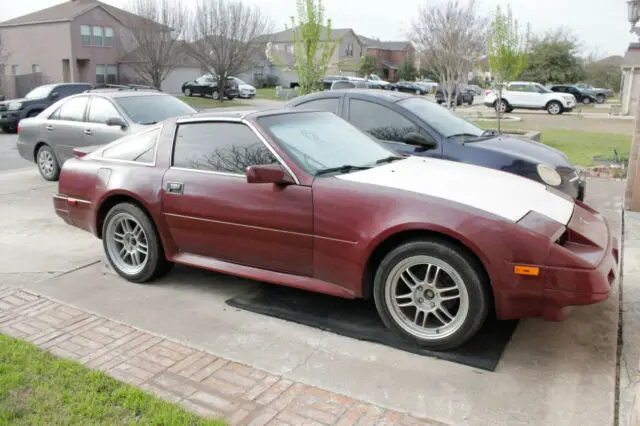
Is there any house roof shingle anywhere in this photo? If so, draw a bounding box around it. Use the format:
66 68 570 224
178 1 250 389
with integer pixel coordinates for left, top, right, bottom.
253 26 356 44
0 0 165 30
358 35 411 51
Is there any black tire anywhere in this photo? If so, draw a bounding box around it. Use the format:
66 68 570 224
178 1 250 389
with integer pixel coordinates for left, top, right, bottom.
35 144 60 181
582 97 591 105
546 100 563 115
596 94 606 104
227 96 236 100
212 90 220 100
373 239 490 351
495 99 509 114
183 87 192 97
102 203 173 283
437 100 444 105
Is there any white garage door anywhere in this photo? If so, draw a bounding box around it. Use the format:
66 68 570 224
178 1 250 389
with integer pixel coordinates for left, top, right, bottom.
161 67 203 94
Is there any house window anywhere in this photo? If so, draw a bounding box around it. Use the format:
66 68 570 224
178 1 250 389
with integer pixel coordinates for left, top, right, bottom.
11 65 19 75
346 43 353 57
104 27 114 46
32 64 40 73
107 65 117 84
96 64 105 84
92 26 103 46
80 25 91 45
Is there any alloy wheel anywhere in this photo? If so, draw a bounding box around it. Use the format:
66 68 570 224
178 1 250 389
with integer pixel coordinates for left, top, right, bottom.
384 255 469 340
105 212 150 276
212 91 220 100
583 97 591 105
184 88 192 96
548 102 561 115
37 149 56 178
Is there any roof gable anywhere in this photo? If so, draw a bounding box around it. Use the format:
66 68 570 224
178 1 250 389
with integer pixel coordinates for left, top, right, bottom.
254 26 360 45
358 35 412 51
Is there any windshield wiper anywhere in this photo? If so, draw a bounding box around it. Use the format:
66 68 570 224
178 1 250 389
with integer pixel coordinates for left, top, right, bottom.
447 133 483 139
315 165 371 176
375 155 405 165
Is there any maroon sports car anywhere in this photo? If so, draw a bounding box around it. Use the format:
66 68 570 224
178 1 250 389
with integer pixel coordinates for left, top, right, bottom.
53 109 619 350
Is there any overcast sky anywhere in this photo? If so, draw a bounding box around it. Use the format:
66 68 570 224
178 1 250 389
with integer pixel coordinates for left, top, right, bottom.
2 0 636 57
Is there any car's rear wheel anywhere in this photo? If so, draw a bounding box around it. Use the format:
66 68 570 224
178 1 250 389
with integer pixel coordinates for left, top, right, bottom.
373 239 489 351
212 90 220 100
547 101 563 115
103 203 173 283
183 87 192 97
36 145 60 181
596 94 606 104
495 99 508 113
583 97 591 105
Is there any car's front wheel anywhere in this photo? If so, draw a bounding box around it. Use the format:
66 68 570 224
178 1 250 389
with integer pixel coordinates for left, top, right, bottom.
596 94 606 104
212 90 220 100
583 97 591 105
36 145 60 181
103 203 173 283
183 87 192 97
547 101 563 115
373 239 489 351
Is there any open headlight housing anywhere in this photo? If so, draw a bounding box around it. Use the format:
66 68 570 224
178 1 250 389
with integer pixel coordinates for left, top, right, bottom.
537 164 562 187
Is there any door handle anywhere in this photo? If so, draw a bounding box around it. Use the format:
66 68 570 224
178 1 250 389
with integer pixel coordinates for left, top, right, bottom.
83 129 93 135
166 182 183 194
45 125 53 131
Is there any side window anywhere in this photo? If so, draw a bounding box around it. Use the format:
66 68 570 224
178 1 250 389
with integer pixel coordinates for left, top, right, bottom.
55 96 89 122
88 97 121 124
296 98 340 114
101 127 160 163
348 99 419 143
173 122 278 174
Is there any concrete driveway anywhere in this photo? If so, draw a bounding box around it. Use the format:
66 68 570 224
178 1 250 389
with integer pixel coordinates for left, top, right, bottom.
0 156 623 424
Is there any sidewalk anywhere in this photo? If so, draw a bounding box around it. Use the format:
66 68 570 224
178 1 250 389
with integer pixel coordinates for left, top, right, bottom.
0 285 432 426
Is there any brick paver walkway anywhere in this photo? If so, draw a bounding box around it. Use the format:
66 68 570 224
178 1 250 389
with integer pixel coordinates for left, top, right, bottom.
0 286 433 425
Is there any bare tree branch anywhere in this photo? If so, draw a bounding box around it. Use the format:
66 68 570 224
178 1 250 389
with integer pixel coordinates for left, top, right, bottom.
185 0 272 102
411 0 488 110
123 0 188 89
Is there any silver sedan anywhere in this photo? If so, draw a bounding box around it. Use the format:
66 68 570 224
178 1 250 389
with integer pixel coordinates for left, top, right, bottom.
16 89 197 181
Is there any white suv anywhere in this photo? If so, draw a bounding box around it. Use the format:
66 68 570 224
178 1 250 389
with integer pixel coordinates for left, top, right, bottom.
484 81 576 115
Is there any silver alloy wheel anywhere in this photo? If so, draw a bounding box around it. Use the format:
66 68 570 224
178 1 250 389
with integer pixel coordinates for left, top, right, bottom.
105 212 149 276
496 100 507 113
415 89 420 95
583 97 591 104
184 87 191 96
37 149 55 178
548 102 561 114
384 255 469 340
212 90 220 100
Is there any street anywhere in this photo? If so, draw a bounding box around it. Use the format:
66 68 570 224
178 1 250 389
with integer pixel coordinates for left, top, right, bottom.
0 132 31 172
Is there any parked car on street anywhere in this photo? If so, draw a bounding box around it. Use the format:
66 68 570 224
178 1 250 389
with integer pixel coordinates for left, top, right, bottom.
181 74 239 100
285 89 586 201
367 74 392 88
230 77 256 99
549 85 598 105
416 80 438 93
435 84 474 106
466 84 484 96
53 108 617 351
0 83 93 133
574 83 613 103
484 81 576 115
391 81 429 95
16 89 197 181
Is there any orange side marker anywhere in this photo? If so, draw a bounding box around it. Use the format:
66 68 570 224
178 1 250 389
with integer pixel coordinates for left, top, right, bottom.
514 265 540 276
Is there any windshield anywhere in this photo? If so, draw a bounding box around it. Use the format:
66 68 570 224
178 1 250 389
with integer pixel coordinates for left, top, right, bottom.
233 77 247 85
398 97 484 139
534 84 552 93
115 95 197 124
24 85 54 99
257 111 397 176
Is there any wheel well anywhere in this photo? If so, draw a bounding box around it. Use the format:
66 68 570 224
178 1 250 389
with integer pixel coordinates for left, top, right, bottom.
361 230 494 306
33 142 48 162
95 194 152 239
546 100 562 108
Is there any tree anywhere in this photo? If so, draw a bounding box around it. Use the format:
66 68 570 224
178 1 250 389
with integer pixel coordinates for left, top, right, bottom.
397 57 418 81
186 0 272 102
411 0 488 110
268 0 338 95
123 0 188 90
519 28 586 84
359 55 379 78
487 4 529 132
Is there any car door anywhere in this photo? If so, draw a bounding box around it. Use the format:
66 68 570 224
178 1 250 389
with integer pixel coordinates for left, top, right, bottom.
345 96 441 157
522 83 546 107
566 86 582 102
84 96 130 146
504 83 526 106
161 120 313 276
43 95 89 164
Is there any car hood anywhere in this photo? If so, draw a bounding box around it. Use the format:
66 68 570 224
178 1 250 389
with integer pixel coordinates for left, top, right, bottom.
469 135 571 168
239 84 255 90
337 156 575 225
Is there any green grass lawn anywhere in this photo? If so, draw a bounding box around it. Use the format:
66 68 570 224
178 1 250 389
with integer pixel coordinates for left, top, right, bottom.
0 334 224 425
255 87 282 101
475 121 630 166
177 95 245 109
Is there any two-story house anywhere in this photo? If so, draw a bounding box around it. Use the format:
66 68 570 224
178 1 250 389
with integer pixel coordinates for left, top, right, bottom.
0 0 201 97
358 36 416 82
247 27 365 88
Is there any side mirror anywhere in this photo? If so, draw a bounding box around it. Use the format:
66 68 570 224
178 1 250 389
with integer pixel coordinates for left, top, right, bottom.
403 132 437 149
106 117 127 129
246 164 294 186
50 92 59 100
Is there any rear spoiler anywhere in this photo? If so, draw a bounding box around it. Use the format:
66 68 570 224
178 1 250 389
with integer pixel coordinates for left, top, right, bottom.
72 145 102 158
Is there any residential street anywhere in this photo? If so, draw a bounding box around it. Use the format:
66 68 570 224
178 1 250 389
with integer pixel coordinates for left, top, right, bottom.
0 132 31 172
0 164 624 425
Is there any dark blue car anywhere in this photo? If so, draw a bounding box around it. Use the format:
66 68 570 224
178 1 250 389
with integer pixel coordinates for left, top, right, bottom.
285 89 585 201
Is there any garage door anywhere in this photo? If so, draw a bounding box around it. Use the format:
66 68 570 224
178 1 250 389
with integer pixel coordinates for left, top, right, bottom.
161 67 203 94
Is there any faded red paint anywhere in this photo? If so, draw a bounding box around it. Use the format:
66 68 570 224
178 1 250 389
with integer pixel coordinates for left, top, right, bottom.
53 110 618 323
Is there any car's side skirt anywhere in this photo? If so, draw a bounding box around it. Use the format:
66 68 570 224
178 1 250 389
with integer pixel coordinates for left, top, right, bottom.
172 252 357 299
